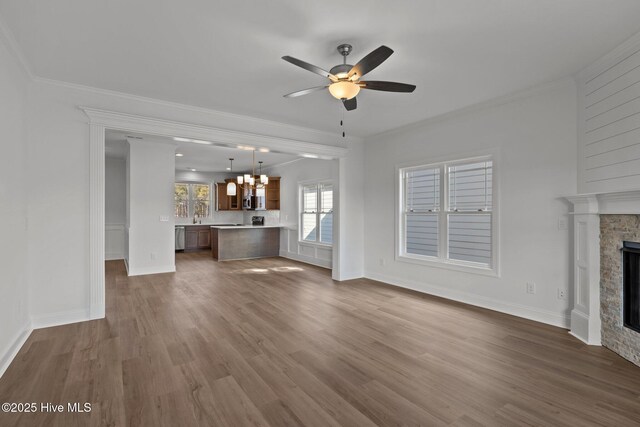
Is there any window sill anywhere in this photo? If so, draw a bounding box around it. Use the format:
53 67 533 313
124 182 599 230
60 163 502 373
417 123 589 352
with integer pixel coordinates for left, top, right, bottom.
299 240 333 249
396 254 499 278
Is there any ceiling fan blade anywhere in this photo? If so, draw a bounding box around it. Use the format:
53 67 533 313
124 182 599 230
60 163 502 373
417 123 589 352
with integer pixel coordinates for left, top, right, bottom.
282 56 337 81
283 86 328 98
348 45 394 80
343 97 357 111
359 80 416 93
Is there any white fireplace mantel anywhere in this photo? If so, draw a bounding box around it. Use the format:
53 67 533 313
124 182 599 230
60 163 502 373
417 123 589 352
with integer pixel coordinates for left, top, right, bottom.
565 190 640 345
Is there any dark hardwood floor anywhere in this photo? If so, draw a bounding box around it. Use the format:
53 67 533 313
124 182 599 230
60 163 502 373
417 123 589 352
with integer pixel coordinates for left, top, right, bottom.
1 252 640 426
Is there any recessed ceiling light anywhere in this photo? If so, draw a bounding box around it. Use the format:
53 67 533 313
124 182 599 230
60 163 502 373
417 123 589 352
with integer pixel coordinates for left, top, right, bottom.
302 154 319 159
175 153 184 157
259 148 270 153
173 137 190 142
226 167 231 170
191 139 213 145
190 168 197 172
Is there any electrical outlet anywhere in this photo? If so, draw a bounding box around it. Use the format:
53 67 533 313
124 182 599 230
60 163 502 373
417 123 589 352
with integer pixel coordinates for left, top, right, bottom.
558 288 567 300
526 282 536 294
150 252 157 260
159 215 169 222
379 258 386 266
558 217 568 230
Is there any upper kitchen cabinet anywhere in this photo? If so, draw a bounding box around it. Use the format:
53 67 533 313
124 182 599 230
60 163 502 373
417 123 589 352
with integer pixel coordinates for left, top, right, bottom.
216 183 228 211
216 180 242 211
266 177 280 210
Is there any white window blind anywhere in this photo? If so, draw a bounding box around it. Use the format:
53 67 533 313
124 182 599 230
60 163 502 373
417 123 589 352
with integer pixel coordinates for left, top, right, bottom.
300 183 333 245
320 184 333 244
404 167 440 257
400 157 495 270
447 161 492 266
406 168 440 212
302 185 318 242
448 161 492 212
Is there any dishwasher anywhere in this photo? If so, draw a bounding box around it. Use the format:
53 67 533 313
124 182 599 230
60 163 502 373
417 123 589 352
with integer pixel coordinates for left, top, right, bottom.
175 226 185 251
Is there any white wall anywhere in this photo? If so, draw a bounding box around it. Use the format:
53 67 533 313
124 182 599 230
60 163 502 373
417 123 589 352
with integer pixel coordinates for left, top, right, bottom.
364 79 578 327
23 79 347 323
127 139 176 276
105 156 126 260
0 32 30 375
268 158 338 269
335 140 365 280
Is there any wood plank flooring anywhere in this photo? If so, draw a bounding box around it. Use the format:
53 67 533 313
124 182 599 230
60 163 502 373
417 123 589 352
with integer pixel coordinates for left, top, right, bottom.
1 252 640 426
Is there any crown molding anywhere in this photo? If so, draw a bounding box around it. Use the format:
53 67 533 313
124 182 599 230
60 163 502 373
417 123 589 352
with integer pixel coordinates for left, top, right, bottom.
0 11 34 79
80 107 348 159
577 30 640 83
34 76 362 145
370 76 575 140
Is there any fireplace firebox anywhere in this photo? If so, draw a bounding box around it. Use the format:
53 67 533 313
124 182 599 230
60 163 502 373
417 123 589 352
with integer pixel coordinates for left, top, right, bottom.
622 241 640 334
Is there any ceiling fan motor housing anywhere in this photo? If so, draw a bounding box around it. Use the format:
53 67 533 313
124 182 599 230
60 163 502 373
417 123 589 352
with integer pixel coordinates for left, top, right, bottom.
330 63 353 78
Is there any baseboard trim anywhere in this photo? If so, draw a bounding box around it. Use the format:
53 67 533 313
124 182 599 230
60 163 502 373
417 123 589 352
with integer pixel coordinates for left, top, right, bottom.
127 264 176 277
105 253 124 261
365 272 570 329
280 251 332 269
31 308 91 329
0 323 32 379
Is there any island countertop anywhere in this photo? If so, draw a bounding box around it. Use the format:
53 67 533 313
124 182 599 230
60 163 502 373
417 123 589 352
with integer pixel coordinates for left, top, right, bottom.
211 226 280 260
209 225 283 229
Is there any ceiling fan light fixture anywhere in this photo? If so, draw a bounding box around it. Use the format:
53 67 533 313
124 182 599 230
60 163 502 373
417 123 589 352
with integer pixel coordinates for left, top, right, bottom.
329 81 360 100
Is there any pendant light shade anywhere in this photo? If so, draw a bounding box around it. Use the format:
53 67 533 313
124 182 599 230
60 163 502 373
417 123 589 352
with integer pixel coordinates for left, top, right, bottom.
227 181 236 196
249 176 255 186
226 158 237 196
244 174 251 183
237 175 244 185
258 162 268 185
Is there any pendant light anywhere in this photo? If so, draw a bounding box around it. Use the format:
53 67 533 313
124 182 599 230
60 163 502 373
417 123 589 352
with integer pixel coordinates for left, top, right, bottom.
259 161 269 185
226 158 237 196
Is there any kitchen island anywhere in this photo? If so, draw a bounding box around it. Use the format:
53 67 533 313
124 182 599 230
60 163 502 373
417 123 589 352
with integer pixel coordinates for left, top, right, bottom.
210 225 281 261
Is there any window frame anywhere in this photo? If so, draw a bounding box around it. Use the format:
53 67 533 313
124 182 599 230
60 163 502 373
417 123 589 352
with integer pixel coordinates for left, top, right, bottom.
174 182 212 219
299 181 334 247
396 152 499 277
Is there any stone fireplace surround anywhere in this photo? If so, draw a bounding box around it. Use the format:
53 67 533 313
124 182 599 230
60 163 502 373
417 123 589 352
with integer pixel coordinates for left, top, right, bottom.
567 191 640 368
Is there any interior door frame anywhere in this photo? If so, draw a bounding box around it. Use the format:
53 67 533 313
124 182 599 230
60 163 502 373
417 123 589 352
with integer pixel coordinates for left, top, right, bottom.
83 107 348 320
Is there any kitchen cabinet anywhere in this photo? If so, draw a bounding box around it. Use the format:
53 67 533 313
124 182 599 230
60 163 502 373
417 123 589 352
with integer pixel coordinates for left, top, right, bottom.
217 177 280 210
184 225 212 251
266 177 280 210
216 183 228 210
216 180 242 210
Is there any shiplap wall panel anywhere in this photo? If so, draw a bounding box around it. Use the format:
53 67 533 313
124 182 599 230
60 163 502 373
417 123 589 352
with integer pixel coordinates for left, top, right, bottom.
585 96 640 132
579 42 640 193
583 48 640 96
584 127 640 157
585 142 640 170
585 80 640 119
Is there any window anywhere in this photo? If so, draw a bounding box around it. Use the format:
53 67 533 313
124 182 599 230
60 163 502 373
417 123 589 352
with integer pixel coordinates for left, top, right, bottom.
399 157 495 271
174 183 211 218
300 183 333 245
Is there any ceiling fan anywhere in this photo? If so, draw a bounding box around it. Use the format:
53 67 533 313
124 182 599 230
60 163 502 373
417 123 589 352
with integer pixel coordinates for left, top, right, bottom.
282 44 416 111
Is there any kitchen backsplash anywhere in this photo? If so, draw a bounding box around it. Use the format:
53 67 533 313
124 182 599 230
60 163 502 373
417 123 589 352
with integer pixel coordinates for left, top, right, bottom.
175 210 243 225
175 209 280 225
243 210 280 225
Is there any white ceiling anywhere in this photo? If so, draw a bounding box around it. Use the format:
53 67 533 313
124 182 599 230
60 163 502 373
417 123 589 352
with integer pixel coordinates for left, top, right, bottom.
105 130 301 173
3 1 640 136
